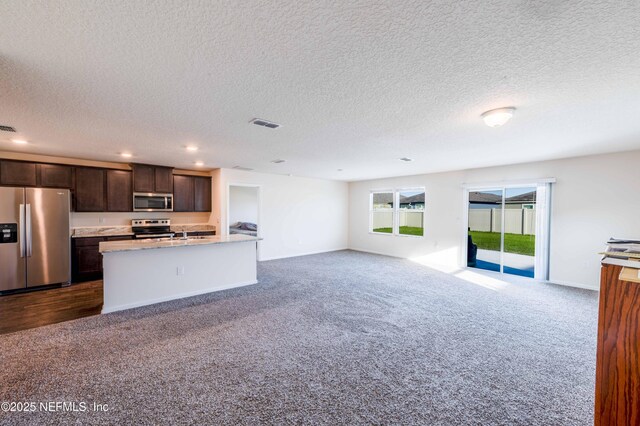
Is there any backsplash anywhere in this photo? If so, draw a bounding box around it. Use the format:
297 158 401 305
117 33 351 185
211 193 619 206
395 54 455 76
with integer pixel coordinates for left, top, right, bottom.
71 212 212 227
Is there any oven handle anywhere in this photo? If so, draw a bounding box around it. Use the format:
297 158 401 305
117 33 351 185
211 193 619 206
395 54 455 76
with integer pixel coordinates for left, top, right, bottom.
135 233 175 239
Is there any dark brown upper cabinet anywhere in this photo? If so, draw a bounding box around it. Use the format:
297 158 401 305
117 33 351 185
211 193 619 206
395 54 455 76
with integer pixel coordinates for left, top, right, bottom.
75 167 106 212
132 164 173 193
154 167 173 193
173 175 194 212
194 176 212 212
173 175 212 212
37 163 73 188
0 160 37 186
106 170 132 212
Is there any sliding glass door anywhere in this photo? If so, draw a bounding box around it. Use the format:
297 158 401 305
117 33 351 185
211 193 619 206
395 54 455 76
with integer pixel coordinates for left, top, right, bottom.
466 184 549 279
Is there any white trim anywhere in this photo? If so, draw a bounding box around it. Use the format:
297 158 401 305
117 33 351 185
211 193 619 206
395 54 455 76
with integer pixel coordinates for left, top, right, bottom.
462 178 556 189
226 183 262 261
259 247 348 261
349 247 403 258
101 280 259 314
542 279 599 291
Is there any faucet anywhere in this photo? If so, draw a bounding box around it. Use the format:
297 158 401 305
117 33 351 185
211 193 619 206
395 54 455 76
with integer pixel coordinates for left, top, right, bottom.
181 231 188 240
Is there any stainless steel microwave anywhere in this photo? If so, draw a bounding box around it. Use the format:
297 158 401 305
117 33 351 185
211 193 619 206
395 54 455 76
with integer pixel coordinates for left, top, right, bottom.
133 193 173 212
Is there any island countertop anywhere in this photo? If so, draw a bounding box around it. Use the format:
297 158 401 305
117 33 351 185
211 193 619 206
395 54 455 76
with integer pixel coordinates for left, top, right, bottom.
99 234 261 253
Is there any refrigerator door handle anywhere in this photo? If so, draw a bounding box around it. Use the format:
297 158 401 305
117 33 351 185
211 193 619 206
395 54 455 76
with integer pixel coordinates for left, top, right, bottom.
19 203 26 257
25 203 32 257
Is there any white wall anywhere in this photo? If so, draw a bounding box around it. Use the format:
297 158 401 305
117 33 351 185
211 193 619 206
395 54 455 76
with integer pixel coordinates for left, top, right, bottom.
215 168 348 261
229 186 258 225
349 150 640 290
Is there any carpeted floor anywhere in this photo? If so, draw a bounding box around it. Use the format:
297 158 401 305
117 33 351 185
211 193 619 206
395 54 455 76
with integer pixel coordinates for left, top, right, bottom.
0 250 598 425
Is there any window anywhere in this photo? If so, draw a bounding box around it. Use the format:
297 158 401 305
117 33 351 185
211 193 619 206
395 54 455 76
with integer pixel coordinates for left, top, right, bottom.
370 188 425 237
370 192 394 234
398 189 425 236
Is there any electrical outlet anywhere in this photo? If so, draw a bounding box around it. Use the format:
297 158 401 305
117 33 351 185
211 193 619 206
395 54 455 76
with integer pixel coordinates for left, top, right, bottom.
99 217 106 224
176 266 185 276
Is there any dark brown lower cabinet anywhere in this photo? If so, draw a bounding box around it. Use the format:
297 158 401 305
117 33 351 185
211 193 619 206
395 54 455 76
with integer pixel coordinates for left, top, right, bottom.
72 235 133 282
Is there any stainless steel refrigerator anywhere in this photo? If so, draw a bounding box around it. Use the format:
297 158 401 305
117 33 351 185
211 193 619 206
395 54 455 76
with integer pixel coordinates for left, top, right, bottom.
0 187 71 292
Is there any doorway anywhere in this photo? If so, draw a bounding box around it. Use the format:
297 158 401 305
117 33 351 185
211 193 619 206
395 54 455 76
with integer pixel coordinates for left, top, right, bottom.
227 184 260 259
465 182 551 280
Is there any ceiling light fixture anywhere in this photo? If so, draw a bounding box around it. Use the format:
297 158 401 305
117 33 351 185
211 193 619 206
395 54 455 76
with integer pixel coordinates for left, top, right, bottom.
195 161 204 167
481 107 516 127
11 139 28 145
120 152 133 158
186 146 198 152
399 157 413 162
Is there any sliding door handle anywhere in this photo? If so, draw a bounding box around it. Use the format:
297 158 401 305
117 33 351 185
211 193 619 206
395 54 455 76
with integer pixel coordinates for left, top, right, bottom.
19 204 25 257
25 203 32 257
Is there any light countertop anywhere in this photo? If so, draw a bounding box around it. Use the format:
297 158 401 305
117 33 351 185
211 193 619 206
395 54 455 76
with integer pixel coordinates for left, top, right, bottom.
73 224 216 238
99 234 260 253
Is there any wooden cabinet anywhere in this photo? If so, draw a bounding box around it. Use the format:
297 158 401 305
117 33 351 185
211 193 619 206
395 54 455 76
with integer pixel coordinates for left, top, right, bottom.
72 235 133 282
0 160 37 186
75 167 106 212
37 164 73 188
72 237 105 282
155 167 173 193
173 175 212 212
194 176 212 212
595 264 640 425
132 164 173 193
173 175 194 212
106 170 132 212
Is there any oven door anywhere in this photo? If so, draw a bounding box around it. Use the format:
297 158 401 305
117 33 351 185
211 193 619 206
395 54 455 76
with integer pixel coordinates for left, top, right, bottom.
133 193 174 212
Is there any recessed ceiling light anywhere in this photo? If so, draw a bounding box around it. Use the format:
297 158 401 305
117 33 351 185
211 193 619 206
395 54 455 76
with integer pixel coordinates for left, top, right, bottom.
186 146 198 152
11 139 29 145
195 161 204 167
120 152 133 158
271 159 286 164
481 107 516 127
399 157 413 162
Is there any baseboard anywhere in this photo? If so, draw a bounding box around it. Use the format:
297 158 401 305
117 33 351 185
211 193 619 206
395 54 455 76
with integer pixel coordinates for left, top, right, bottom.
543 279 599 291
348 247 404 258
101 280 259 314
259 247 348 262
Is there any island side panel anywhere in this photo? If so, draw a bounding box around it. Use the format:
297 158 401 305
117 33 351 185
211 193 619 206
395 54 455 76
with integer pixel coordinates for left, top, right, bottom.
102 241 257 313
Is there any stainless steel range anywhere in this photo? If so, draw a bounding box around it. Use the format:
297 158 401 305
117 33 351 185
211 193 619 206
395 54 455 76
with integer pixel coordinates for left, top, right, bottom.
131 219 175 239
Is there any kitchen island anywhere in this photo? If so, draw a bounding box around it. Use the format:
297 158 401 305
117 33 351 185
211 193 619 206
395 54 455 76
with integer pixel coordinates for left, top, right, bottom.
99 234 261 313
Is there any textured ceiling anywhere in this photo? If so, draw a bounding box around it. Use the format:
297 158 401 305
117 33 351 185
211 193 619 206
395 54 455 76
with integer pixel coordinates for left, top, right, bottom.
1 1 640 181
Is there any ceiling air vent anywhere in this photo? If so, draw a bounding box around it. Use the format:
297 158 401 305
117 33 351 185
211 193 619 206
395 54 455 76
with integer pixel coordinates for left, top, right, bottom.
250 118 281 129
232 166 254 171
0 125 17 132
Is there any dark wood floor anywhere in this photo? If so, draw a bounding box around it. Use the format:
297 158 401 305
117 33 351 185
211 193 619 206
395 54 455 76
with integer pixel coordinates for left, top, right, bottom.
0 281 103 335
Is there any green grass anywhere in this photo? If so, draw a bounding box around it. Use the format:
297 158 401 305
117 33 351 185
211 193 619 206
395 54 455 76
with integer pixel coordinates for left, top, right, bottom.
470 231 535 256
373 226 423 236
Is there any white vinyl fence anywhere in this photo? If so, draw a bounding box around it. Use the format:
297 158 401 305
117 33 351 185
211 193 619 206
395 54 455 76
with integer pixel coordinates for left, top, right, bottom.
372 210 424 229
469 208 535 235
